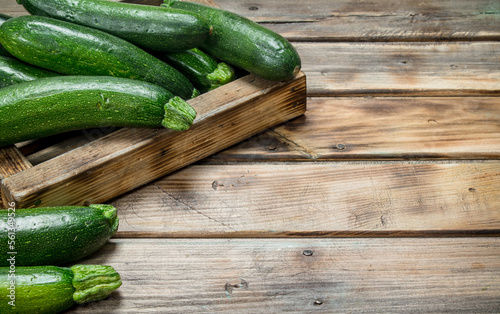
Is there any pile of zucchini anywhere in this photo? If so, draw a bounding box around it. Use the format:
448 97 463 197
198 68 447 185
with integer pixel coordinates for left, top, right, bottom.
0 204 122 313
0 0 301 148
0 2 302 310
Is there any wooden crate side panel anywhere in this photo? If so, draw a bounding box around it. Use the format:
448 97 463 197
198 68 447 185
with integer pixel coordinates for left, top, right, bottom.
0 146 32 207
1 74 306 208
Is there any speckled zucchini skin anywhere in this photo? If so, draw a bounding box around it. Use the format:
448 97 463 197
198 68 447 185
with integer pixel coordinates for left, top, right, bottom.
0 265 122 313
0 76 173 147
18 0 212 52
0 204 119 266
0 55 58 89
0 15 195 99
0 266 75 313
162 0 301 81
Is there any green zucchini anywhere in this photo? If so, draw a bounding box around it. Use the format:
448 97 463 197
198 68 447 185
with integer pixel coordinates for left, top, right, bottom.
162 0 301 82
160 48 236 93
0 55 58 89
0 204 118 266
0 264 121 313
18 0 212 52
0 75 197 147
0 15 196 99
0 13 13 57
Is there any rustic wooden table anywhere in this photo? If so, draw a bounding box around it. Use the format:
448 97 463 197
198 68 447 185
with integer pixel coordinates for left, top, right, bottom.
2 0 500 312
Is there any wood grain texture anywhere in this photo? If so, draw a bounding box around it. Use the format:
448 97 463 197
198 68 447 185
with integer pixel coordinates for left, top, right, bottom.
111 161 500 237
1 73 306 208
296 42 500 96
0 146 32 207
215 0 500 42
209 97 500 161
66 238 500 313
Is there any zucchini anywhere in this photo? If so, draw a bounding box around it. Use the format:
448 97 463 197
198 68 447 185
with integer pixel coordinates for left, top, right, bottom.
18 0 212 52
0 264 121 313
162 0 301 82
0 13 13 57
0 55 58 89
0 15 196 99
0 204 118 266
0 75 197 147
160 48 236 93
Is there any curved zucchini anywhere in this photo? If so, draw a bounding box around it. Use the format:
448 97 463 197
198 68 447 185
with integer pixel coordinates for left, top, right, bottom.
160 48 235 93
0 204 118 266
0 13 13 57
0 15 196 99
0 75 197 147
0 55 58 89
162 0 301 81
18 0 212 52
0 264 121 313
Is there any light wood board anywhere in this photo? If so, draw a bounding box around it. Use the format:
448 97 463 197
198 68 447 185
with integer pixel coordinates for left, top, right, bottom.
66 238 500 313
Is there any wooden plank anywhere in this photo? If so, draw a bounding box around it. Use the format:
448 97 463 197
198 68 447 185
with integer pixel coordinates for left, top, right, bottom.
5 0 498 42
1 73 306 208
0 0 28 17
111 161 500 237
209 97 500 161
65 238 500 313
0 146 32 208
295 42 500 96
215 0 500 41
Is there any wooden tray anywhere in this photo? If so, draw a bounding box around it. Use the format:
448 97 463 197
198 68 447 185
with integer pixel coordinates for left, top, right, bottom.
0 71 306 208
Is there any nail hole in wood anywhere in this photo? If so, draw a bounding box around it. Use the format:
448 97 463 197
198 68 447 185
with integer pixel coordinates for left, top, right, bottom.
303 250 313 256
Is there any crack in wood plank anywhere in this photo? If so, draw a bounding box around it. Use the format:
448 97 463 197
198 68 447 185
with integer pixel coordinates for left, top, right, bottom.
269 129 320 160
152 183 237 232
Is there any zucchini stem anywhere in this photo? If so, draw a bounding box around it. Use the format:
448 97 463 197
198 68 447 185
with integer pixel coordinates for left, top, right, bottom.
70 265 122 304
207 62 236 91
162 96 197 131
89 204 119 236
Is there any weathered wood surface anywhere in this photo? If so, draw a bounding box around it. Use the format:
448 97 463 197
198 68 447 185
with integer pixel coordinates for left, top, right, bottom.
112 161 500 237
66 238 500 313
0 146 32 207
297 42 500 96
1 0 499 312
216 0 500 42
1 73 306 208
209 97 500 161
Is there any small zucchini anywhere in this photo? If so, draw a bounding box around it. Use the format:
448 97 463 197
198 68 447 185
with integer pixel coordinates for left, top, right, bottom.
0 15 196 99
160 48 236 93
162 0 301 82
0 204 118 266
0 75 197 147
0 55 58 89
18 0 212 52
0 264 121 313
